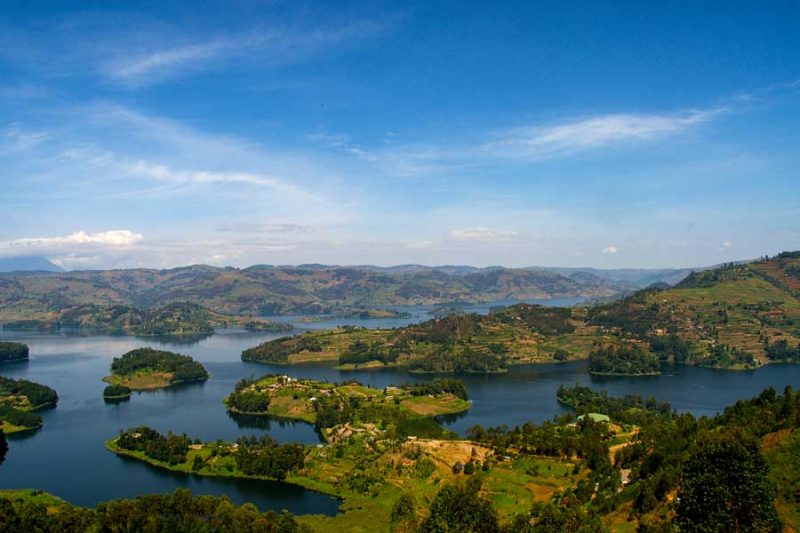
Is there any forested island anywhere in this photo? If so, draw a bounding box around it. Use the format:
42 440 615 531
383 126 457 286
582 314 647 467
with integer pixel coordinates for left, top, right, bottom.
102 384 131 400
224 375 470 434
103 348 209 390
102 384 800 532
0 342 28 363
0 376 58 433
587 344 661 376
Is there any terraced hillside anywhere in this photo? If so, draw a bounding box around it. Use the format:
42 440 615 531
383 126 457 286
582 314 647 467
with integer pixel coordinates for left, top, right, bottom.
243 253 800 373
242 304 606 373
590 252 800 368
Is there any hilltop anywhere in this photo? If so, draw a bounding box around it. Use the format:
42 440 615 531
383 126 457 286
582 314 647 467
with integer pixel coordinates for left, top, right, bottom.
242 252 800 373
0 263 688 322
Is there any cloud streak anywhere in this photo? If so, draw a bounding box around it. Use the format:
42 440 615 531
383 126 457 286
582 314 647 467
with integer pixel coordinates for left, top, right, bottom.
481 109 725 159
2 230 143 252
449 227 518 242
102 22 385 86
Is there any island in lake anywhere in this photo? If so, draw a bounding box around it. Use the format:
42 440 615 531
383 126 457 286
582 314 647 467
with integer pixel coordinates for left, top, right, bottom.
0 342 29 363
224 375 470 432
103 348 209 390
102 384 132 400
0 376 58 433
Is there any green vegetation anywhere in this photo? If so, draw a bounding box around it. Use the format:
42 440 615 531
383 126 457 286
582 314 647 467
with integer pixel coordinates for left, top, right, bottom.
0 341 28 363
104 384 800 532
0 488 309 532
242 304 600 373
677 435 780 532
104 348 209 390
280 253 800 375
0 375 58 433
224 375 470 439
109 427 306 482
239 255 800 374
587 344 661 376
102 384 131 400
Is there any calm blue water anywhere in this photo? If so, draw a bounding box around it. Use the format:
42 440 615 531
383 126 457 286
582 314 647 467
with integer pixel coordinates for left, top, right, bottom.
0 302 799 514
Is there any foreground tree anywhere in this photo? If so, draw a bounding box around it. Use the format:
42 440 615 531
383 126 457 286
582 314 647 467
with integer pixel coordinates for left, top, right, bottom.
420 477 498 533
677 433 780 532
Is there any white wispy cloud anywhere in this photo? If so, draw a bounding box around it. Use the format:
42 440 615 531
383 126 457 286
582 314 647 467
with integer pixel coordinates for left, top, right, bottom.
2 124 50 151
105 41 230 80
102 22 385 86
334 107 727 177
481 109 725 159
449 227 518 242
602 245 619 254
717 241 733 252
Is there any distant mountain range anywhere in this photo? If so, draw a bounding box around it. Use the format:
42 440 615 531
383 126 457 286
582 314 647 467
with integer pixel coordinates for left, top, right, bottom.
0 262 698 320
0 256 63 273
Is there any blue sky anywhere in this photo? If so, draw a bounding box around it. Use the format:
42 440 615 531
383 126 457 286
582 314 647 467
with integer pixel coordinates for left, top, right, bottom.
0 0 798 269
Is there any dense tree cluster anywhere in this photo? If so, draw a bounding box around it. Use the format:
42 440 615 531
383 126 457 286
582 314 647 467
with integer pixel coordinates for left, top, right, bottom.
490 304 576 335
0 403 42 430
766 339 800 363
226 377 271 413
102 384 131 399
0 375 58 409
408 346 506 374
117 426 192 465
420 477 498 533
233 435 305 480
588 291 661 336
697 343 755 367
648 334 689 363
0 488 309 533
110 348 209 383
242 336 322 364
556 385 672 422
339 340 397 366
587 344 660 375
0 341 29 362
402 378 469 400
677 435 780 532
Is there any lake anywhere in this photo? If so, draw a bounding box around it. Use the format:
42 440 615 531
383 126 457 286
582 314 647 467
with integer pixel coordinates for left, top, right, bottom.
1 304 799 515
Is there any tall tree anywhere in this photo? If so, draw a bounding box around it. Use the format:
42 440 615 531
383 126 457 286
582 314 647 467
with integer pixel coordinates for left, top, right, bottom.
677 433 780 532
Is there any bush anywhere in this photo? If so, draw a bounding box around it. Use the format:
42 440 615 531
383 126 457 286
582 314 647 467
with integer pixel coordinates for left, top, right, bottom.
0 342 29 362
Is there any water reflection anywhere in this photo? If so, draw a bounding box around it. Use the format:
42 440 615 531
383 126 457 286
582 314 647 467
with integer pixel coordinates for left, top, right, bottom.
135 332 214 346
